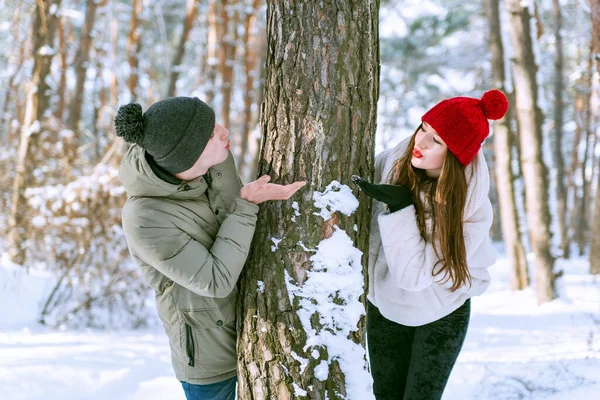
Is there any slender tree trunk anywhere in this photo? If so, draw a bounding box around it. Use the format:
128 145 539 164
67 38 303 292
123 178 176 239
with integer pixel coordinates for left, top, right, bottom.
487 0 529 290
109 6 118 107
237 1 379 398
204 0 219 104
166 0 199 97
507 0 555 303
552 0 569 259
127 0 142 101
238 0 262 178
8 0 63 265
574 47 594 255
589 0 600 274
67 0 100 133
2 0 25 141
55 16 67 121
219 0 240 134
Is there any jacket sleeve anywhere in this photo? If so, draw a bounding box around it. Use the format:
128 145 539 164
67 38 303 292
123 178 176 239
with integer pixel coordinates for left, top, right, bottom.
123 197 259 298
377 197 496 292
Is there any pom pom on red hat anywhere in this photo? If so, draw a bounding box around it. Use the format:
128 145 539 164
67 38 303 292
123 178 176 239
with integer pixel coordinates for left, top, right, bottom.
481 89 508 120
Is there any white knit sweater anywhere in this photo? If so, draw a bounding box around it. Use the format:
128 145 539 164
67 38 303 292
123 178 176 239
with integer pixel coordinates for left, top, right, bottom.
367 137 497 326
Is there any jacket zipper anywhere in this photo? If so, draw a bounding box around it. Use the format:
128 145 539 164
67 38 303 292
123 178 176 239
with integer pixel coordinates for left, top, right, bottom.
185 323 195 367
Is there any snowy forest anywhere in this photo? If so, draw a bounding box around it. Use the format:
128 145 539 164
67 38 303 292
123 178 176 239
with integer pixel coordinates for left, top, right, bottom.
0 0 598 399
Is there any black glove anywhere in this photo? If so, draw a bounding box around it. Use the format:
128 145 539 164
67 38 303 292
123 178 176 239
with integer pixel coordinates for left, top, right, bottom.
351 175 413 213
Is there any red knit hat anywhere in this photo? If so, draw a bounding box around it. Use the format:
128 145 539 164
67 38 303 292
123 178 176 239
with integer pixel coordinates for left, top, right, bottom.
421 89 509 166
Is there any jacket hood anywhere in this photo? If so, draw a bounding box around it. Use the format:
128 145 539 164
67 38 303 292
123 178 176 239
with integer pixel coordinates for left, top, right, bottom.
119 144 208 199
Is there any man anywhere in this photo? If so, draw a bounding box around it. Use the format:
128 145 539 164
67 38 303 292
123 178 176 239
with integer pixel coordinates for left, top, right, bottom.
114 96 305 400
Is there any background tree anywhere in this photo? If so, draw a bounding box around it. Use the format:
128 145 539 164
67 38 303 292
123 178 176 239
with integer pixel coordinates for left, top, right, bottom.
486 0 529 290
507 0 556 304
588 0 600 275
236 1 379 398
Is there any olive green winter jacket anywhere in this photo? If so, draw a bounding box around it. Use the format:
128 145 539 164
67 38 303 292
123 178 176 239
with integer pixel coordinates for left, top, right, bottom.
119 144 259 385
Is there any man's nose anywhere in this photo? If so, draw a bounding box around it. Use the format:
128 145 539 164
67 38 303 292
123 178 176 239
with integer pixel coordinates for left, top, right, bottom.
220 128 230 140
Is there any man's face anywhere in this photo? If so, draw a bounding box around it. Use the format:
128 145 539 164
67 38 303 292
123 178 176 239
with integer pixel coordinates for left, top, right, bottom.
175 123 230 181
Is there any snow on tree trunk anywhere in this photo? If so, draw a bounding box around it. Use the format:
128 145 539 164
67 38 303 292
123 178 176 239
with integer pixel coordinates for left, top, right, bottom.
236 1 379 399
487 0 529 290
506 0 555 303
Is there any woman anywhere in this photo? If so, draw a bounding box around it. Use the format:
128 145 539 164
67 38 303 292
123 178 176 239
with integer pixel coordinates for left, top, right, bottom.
353 89 508 399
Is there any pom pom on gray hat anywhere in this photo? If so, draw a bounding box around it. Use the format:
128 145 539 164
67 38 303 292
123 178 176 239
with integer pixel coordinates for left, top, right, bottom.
115 103 144 145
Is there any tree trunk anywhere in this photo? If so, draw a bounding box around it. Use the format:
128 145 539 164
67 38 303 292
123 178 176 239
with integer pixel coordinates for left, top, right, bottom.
574 47 594 256
487 0 529 290
589 0 600 275
67 0 100 133
2 0 26 142
55 16 67 121
8 0 63 265
127 0 143 101
238 0 262 179
237 1 379 399
507 0 555 303
166 0 199 97
219 0 240 134
552 0 569 259
203 0 219 104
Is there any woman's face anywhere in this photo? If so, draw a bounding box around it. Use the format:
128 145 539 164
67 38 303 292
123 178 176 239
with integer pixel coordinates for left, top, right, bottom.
411 122 448 178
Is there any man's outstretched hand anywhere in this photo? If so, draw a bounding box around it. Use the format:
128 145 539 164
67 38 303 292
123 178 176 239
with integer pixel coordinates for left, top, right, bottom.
241 175 306 205
351 175 413 213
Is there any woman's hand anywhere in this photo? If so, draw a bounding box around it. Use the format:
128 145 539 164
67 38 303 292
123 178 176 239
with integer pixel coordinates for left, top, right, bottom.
241 175 306 204
351 175 413 213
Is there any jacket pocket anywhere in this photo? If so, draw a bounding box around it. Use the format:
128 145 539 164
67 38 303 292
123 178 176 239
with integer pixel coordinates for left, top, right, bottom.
180 298 237 375
185 323 195 367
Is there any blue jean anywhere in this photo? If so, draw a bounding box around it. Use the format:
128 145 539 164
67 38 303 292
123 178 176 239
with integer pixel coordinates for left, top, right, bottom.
181 376 237 400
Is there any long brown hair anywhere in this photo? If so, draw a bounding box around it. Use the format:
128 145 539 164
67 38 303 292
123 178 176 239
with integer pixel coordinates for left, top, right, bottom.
388 125 471 292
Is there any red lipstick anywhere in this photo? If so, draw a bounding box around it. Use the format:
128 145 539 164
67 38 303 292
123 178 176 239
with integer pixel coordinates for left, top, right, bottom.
412 149 423 158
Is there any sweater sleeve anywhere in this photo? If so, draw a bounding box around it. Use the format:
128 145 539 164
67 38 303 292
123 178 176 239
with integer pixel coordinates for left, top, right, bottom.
123 197 259 298
377 197 495 292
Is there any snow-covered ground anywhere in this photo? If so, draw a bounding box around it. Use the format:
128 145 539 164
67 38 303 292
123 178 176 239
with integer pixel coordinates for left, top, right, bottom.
1 248 599 400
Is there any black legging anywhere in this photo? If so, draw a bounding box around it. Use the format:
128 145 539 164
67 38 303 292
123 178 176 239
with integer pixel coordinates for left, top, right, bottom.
367 299 470 400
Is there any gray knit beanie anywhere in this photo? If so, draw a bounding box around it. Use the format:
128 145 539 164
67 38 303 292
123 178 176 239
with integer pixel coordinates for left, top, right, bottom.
114 97 215 174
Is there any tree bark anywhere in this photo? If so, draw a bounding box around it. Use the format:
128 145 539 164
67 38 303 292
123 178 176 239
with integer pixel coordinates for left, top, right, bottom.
589 0 600 275
8 0 63 265
552 0 569 259
507 0 555 303
487 0 529 290
166 0 199 97
67 0 100 132
237 1 380 399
